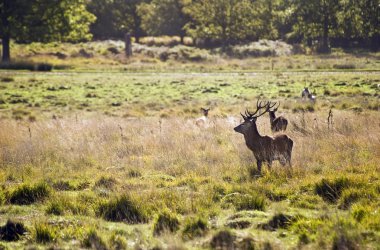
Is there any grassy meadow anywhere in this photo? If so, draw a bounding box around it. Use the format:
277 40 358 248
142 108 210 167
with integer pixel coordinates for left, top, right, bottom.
0 42 379 249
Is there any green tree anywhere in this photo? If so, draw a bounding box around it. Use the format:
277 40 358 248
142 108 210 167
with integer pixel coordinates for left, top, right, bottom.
0 0 95 62
184 0 261 47
88 0 148 42
137 0 190 43
292 0 340 53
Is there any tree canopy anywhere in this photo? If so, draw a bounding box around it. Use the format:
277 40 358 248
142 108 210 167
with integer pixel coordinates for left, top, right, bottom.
1 0 379 59
0 0 95 62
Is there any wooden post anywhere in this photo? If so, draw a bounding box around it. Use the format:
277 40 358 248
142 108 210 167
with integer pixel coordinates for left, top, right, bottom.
125 33 132 57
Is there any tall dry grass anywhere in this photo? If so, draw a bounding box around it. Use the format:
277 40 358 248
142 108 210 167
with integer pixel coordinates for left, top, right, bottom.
0 110 378 182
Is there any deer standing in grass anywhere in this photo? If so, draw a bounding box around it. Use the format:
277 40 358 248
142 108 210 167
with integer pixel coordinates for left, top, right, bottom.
234 101 293 173
268 102 288 132
195 108 210 126
302 87 316 103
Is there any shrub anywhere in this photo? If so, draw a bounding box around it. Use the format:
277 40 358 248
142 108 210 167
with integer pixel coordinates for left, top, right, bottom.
94 176 117 189
315 177 351 203
153 211 180 236
51 180 77 191
109 233 127 250
0 220 27 241
46 201 65 215
222 192 266 211
34 223 56 243
97 195 147 223
210 230 236 249
0 61 53 71
182 217 208 239
82 229 107 250
261 213 295 231
333 64 356 70
9 183 51 205
338 189 365 210
0 77 14 82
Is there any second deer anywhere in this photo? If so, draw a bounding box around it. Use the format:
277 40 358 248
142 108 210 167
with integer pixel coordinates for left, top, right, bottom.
268 102 288 132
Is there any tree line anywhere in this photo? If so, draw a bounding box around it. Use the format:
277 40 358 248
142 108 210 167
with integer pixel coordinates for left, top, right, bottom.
1 0 379 62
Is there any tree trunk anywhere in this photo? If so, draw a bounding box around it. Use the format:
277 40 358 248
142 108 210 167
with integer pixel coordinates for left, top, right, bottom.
320 1 331 53
2 35 11 62
125 33 132 57
180 32 185 44
1 0 11 62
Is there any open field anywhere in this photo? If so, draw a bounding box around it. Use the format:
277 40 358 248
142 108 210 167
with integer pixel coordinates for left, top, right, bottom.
0 68 379 249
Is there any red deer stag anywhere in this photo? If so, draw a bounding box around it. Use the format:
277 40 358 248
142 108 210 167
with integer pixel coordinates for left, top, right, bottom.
268 102 288 132
234 101 293 173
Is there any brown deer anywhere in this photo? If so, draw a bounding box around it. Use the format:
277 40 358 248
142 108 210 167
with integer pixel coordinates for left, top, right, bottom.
268 102 288 132
234 101 293 173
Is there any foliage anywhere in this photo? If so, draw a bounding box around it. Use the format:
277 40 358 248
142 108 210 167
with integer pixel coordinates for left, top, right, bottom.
315 177 351 203
138 0 189 41
0 220 27 241
184 0 262 46
0 0 95 62
153 211 180 235
97 195 147 223
182 217 208 239
8 183 51 205
34 223 56 243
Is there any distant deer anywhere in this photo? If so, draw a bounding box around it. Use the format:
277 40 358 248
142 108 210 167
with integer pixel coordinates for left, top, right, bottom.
268 102 288 132
234 101 293 173
302 87 316 103
195 107 210 126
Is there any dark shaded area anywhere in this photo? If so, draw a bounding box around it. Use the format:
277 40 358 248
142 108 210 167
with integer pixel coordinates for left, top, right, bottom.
260 213 295 231
315 177 350 203
0 220 27 241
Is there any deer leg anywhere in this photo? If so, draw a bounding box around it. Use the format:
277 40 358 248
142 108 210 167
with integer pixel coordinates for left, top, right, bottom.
268 161 273 170
256 160 262 173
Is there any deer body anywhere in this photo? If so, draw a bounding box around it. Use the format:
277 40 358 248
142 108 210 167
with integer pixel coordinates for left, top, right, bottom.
234 101 293 172
268 103 288 132
195 108 210 127
302 87 316 103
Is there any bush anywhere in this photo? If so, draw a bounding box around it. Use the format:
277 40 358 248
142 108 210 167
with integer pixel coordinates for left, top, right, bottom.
333 64 356 70
46 201 65 215
210 230 236 249
0 61 53 71
34 223 56 243
234 194 266 211
182 217 208 239
109 233 127 250
261 213 295 231
0 220 27 241
222 192 266 211
315 177 351 203
97 195 147 223
94 176 117 189
82 229 108 250
9 183 51 205
153 211 180 236
51 180 77 191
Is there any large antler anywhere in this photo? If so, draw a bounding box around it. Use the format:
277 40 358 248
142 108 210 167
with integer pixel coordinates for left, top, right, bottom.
242 100 272 120
268 101 280 112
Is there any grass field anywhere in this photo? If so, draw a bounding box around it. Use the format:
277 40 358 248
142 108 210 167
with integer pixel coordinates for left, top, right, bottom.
0 44 380 249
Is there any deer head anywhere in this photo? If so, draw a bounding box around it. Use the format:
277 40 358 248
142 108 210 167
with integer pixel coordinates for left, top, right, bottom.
234 100 274 134
200 107 210 117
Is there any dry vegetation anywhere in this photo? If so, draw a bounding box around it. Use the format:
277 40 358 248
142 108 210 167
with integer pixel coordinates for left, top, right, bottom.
0 109 379 248
0 40 379 248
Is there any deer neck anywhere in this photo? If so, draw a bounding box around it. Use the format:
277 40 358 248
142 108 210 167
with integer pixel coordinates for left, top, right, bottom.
243 123 263 150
